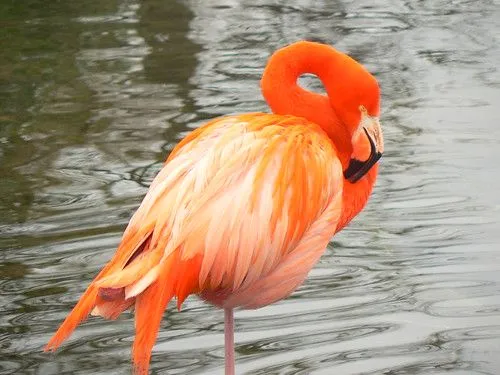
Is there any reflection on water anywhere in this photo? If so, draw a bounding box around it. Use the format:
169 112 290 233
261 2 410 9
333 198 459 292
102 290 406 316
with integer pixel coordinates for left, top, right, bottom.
1 0 499 374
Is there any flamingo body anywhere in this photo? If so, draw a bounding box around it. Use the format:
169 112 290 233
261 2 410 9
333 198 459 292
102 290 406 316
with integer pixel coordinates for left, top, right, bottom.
45 41 384 374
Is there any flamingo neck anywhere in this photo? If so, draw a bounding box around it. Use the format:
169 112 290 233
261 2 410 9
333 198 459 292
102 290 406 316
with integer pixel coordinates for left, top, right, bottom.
337 165 378 231
260 41 380 168
260 41 382 229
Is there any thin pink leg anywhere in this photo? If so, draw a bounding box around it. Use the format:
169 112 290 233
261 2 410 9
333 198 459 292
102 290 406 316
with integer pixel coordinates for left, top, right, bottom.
224 307 235 375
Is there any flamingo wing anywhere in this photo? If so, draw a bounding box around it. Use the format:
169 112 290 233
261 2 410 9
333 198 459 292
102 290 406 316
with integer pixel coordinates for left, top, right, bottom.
45 112 344 373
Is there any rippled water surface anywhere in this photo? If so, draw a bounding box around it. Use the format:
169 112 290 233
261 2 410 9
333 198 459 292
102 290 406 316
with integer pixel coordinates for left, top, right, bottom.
1 0 499 374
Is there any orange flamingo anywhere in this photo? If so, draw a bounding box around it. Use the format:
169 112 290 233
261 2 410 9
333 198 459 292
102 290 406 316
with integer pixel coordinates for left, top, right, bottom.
45 41 383 374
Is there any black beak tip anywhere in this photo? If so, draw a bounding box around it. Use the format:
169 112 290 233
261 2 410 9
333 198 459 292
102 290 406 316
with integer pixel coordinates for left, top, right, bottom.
343 152 382 183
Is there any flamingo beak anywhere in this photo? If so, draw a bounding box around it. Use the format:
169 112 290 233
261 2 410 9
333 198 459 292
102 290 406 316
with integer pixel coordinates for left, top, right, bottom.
344 128 382 183
343 106 384 183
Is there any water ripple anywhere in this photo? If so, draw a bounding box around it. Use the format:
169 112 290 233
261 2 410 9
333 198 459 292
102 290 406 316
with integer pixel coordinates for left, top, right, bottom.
1 0 499 374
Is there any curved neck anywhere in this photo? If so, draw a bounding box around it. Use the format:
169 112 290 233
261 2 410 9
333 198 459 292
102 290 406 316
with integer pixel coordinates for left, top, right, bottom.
260 41 380 167
261 41 381 232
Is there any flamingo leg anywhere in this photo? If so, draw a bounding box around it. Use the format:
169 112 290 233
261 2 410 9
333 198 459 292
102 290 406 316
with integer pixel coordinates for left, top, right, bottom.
224 307 235 375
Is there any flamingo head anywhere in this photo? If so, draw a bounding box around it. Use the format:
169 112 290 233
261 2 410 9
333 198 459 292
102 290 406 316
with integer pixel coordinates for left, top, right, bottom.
343 105 384 183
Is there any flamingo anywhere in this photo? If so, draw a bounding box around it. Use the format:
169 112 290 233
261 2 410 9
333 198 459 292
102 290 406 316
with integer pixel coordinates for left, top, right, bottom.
45 41 384 374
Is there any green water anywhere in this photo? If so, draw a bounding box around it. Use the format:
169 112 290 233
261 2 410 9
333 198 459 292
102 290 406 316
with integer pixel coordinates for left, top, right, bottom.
1 0 499 374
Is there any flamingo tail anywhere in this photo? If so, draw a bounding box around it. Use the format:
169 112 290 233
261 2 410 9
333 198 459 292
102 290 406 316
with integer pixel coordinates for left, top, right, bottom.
44 225 155 351
45 225 203 375
132 251 203 374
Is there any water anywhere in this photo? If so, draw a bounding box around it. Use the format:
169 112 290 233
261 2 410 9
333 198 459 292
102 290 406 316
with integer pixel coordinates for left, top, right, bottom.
1 0 499 374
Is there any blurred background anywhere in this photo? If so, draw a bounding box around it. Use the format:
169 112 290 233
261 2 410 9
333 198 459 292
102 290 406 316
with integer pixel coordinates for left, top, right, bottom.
1 0 499 374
